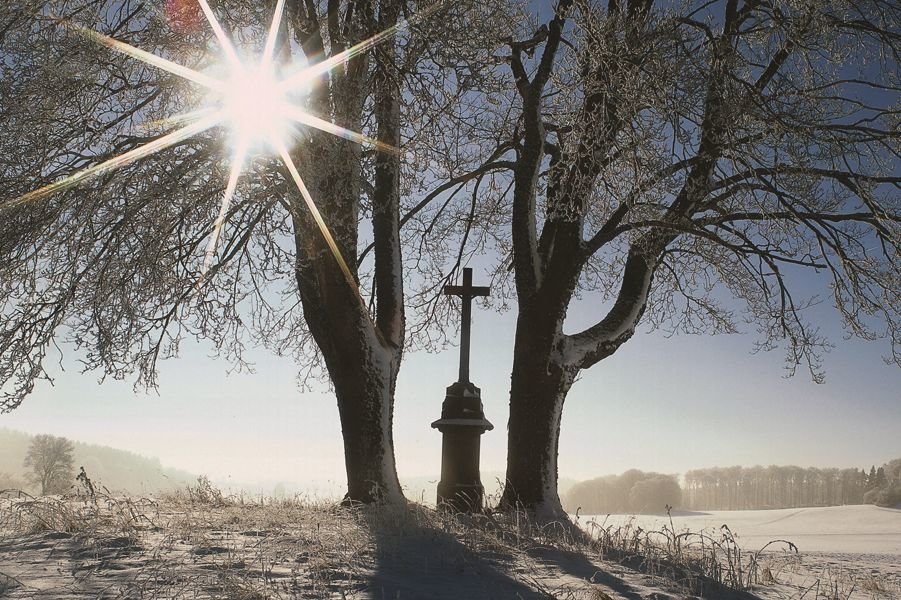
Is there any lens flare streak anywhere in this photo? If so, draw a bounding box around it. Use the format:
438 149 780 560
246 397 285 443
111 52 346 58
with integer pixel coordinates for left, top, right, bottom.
7 114 222 210
61 20 222 91
137 107 220 132
277 2 444 93
196 0 242 70
283 107 399 156
203 142 248 273
276 143 357 292
261 0 287 70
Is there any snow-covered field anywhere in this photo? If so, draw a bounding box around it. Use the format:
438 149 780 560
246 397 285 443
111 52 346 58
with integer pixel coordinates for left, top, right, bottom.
581 505 901 599
581 505 901 554
1 497 898 599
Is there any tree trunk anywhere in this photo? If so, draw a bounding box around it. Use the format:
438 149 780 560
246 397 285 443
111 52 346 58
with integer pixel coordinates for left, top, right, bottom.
296 264 404 504
329 333 403 504
499 313 574 518
286 19 405 503
293 193 404 505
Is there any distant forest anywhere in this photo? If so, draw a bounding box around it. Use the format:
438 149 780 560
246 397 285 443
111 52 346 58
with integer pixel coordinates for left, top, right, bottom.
684 462 901 510
563 470 683 515
0 428 196 495
564 459 901 514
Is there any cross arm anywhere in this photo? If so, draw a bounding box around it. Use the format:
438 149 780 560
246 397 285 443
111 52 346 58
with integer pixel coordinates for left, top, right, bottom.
444 285 490 297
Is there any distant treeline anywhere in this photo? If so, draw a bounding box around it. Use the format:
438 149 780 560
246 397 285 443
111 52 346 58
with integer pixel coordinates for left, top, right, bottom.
563 459 901 514
562 470 681 514
0 428 196 495
684 460 901 510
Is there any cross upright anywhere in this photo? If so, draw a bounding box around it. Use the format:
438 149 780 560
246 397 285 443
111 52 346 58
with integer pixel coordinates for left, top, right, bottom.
444 268 490 384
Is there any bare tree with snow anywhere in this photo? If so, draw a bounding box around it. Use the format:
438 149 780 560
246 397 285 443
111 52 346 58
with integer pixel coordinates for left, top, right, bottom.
0 0 508 504
486 0 900 516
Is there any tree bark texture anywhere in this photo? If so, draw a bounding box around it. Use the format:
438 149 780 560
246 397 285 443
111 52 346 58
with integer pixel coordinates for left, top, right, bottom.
293 210 404 504
288 0 405 504
500 314 575 516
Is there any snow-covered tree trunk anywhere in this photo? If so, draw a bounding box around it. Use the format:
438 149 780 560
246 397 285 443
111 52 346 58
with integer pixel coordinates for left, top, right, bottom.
284 1 405 503
500 321 574 517
334 356 403 503
287 0 406 504
290 139 404 503
295 259 403 502
499 249 654 516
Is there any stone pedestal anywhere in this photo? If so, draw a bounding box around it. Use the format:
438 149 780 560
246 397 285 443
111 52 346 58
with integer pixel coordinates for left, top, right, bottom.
431 380 493 512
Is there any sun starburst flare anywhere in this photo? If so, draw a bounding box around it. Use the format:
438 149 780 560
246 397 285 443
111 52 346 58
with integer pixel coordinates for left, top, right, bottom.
5 0 439 292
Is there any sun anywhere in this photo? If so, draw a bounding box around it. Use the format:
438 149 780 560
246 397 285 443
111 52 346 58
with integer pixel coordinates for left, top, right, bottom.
218 65 293 151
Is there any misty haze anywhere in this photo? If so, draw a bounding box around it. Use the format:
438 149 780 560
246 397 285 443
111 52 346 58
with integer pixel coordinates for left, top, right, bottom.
1 0 899 598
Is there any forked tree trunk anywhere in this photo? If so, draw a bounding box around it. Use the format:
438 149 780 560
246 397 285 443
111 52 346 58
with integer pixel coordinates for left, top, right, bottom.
498 1 666 520
290 88 404 504
285 1 405 504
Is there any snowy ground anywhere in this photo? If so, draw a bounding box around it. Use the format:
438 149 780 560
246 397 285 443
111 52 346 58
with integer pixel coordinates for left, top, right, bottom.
0 496 898 599
581 505 901 599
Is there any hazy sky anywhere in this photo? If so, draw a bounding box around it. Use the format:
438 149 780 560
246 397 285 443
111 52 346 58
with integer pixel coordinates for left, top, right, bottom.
2 0 898 496
3 270 899 493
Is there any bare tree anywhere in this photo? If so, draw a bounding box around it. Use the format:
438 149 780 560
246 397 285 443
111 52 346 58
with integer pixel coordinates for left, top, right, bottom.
24 434 75 495
0 0 508 503
487 0 900 515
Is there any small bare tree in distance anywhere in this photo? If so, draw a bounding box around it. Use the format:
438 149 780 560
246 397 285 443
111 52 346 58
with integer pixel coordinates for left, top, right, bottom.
24 434 76 495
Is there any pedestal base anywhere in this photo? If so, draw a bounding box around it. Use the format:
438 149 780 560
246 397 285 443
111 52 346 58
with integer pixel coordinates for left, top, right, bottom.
437 482 486 513
432 380 493 512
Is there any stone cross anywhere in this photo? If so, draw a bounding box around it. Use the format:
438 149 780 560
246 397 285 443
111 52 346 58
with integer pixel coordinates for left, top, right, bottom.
444 268 490 384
